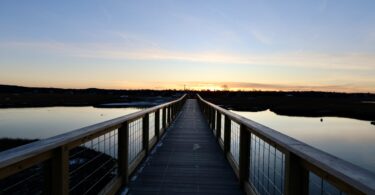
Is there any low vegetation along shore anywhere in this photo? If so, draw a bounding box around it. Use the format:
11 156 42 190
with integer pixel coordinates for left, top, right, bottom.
1 84 375 123
200 91 375 122
0 85 181 108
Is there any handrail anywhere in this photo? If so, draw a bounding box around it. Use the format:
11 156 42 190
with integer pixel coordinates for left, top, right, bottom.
197 94 375 195
0 95 185 168
0 94 187 194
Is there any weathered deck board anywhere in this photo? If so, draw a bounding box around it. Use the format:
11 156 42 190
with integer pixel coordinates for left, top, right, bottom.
127 99 243 195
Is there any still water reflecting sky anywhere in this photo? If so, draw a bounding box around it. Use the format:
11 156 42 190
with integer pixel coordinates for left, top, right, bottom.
0 107 141 139
0 107 374 174
232 110 375 174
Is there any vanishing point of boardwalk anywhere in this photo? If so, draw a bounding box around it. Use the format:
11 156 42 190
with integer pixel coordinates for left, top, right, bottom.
128 99 243 195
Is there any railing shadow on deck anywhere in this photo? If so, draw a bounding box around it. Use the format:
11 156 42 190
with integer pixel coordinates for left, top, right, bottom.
0 95 186 195
197 94 375 195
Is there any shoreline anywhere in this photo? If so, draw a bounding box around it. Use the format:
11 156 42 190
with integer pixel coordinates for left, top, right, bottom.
200 91 375 122
1 84 375 122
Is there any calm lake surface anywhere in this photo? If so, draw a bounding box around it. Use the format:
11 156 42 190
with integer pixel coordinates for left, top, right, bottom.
0 107 141 139
232 110 375 174
0 107 374 174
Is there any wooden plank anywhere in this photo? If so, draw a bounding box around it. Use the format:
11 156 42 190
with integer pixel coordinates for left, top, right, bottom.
148 136 158 151
128 99 243 195
227 153 240 179
243 181 257 195
128 151 146 175
98 177 122 195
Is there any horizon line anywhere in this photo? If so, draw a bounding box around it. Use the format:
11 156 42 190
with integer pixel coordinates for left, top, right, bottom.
1 83 374 95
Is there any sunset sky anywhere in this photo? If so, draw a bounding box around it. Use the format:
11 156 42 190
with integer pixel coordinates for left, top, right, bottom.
0 1 374 92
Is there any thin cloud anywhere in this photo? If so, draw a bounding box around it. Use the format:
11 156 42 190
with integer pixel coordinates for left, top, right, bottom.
251 30 272 45
1 41 374 70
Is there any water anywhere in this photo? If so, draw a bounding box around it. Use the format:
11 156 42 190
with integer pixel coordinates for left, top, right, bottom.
232 109 375 174
1 106 374 174
0 107 141 139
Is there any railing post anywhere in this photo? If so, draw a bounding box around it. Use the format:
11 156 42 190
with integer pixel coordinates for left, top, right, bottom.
155 109 160 140
216 112 221 139
208 107 213 128
172 104 176 119
172 104 174 118
284 152 309 195
211 109 216 130
171 105 174 120
239 125 250 186
162 107 166 130
174 104 177 118
166 107 169 127
168 106 172 124
118 121 129 186
207 106 210 124
224 115 231 154
47 146 69 195
171 105 173 121
143 114 149 155
206 105 209 119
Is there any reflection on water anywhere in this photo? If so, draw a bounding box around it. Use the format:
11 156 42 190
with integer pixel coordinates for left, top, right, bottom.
232 109 375 174
0 107 141 139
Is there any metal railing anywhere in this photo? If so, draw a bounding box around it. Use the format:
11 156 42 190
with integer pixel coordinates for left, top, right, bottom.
0 95 186 195
198 95 375 195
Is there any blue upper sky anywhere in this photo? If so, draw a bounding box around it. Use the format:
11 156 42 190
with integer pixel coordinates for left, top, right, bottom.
0 0 374 92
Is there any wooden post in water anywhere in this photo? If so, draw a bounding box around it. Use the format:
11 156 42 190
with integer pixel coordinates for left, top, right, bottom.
118 121 129 186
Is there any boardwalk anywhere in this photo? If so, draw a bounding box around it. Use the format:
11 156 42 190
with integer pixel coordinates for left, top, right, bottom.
2 96 372 194
128 99 243 195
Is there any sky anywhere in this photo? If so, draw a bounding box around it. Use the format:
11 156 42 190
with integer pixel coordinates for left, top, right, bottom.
0 0 374 92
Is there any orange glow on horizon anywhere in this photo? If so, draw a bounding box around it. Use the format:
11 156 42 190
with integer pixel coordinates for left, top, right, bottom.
2 81 374 93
